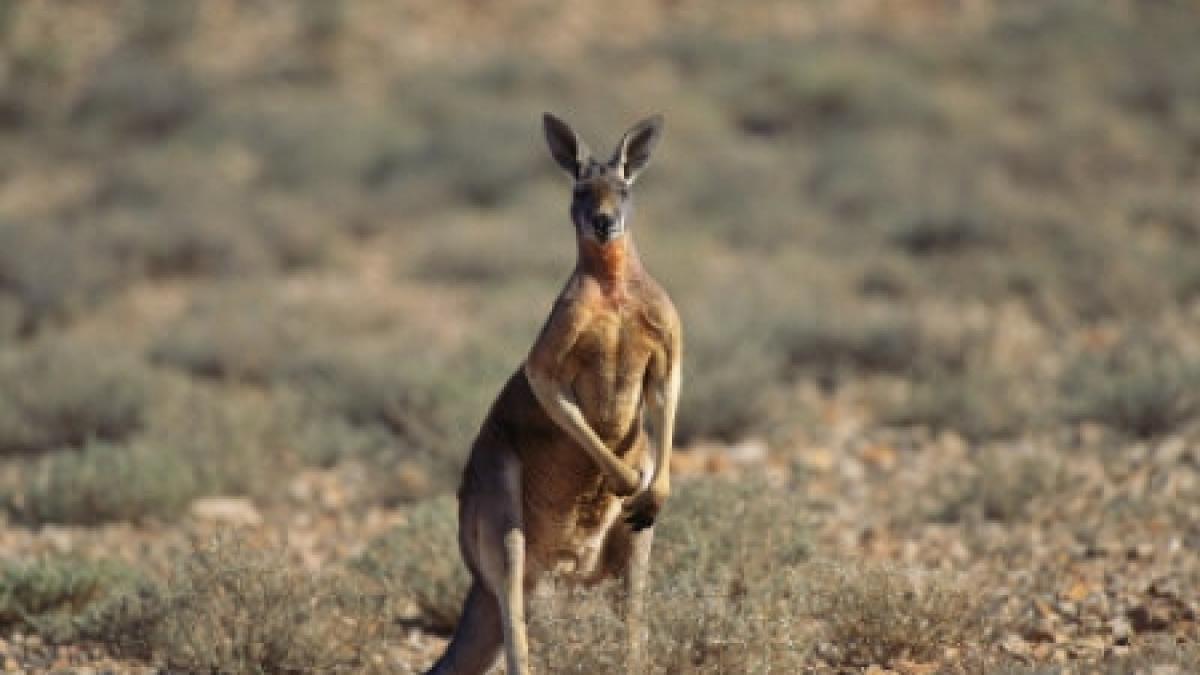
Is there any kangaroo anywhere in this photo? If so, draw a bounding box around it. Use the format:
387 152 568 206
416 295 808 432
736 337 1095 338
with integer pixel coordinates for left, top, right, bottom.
424 114 681 675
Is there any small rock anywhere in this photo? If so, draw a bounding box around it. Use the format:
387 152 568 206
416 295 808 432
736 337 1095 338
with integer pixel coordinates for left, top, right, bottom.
1111 616 1132 645
1001 634 1031 658
728 438 768 465
189 496 262 527
1126 604 1170 632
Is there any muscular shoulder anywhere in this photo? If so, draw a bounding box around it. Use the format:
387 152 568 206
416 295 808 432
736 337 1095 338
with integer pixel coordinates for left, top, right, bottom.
527 283 593 372
636 275 680 338
638 275 676 324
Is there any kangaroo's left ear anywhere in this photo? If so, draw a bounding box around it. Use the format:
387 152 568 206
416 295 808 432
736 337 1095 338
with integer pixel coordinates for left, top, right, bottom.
612 114 664 183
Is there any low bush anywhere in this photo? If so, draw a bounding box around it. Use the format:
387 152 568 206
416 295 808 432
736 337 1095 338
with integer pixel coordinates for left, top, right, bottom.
0 343 150 455
0 222 124 334
85 538 390 673
21 440 200 525
806 562 980 668
0 556 142 640
17 389 288 525
674 284 785 444
881 367 1034 441
774 305 941 381
148 290 318 383
889 211 1001 256
919 447 1064 524
352 495 468 634
1061 341 1200 438
71 54 205 139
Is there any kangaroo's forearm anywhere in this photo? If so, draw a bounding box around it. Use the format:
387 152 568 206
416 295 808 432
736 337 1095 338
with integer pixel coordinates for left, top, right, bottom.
647 365 680 492
524 366 641 492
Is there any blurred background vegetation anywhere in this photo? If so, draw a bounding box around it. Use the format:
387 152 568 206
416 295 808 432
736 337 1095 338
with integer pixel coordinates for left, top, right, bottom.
1 0 1199 671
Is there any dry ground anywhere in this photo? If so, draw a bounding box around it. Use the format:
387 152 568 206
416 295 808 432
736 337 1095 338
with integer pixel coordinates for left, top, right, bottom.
1 1 1200 672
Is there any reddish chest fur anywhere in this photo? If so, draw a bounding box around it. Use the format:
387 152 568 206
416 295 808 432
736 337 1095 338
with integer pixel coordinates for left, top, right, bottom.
578 238 637 304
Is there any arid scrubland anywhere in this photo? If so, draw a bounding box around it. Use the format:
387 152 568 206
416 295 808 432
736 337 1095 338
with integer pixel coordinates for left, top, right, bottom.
1 1 1199 672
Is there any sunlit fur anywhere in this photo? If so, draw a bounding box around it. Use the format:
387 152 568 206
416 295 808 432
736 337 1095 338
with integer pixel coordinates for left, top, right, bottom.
424 114 679 675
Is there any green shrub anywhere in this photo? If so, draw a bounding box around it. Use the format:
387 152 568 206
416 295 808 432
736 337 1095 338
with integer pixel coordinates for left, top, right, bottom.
675 285 785 443
1061 341 1200 438
774 305 942 380
104 211 273 280
71 54 205 139
0 222 124 333
0 343 150 455
666 37 935 137
17 389 289 525
149 292 315 383
881 367 1034 441
21 440 200 525
288 314 532 492
889 211 1001 256
0 556 142 639
352 495 468 634
128 0 197 50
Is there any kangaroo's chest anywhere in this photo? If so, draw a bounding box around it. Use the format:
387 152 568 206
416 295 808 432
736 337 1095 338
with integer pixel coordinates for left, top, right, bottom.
568 310 656 441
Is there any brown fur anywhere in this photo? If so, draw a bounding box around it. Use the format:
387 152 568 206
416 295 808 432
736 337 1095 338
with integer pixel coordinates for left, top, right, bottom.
425 114 679 675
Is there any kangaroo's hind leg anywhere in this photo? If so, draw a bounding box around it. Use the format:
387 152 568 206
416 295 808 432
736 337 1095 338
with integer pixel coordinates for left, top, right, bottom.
469 444 530 675
598 516 655 671
625 524 655 672
594 449 656 671
424 581 502 675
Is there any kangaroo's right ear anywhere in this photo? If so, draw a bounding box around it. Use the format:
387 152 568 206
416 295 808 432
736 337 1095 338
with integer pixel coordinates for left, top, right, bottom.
543 113 591 180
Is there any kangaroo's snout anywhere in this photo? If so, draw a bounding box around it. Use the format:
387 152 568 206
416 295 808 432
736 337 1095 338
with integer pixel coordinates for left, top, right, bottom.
592 212 618 241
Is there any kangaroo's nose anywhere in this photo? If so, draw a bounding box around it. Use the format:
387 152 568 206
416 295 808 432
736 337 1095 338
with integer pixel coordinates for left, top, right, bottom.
593 213 614 230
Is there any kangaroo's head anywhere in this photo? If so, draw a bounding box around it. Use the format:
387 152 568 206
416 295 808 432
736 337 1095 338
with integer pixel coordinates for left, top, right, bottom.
543 113 664 245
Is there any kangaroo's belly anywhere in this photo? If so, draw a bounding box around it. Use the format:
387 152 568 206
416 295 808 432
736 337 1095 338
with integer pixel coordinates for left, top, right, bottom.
519 429 650 579
548 483 624 578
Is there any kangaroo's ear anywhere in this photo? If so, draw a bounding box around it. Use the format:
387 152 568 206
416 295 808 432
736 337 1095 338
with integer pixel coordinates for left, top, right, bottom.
543 113 591 179
612 114 664 182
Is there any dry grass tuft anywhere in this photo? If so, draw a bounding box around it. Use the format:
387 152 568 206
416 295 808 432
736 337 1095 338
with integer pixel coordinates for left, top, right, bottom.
87 538 391 673
806 562 981 668
529 566 814 674
529 476 814 672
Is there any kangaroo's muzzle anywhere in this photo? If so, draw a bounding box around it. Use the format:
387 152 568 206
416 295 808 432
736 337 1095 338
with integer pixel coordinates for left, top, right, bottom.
592 213 621 242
